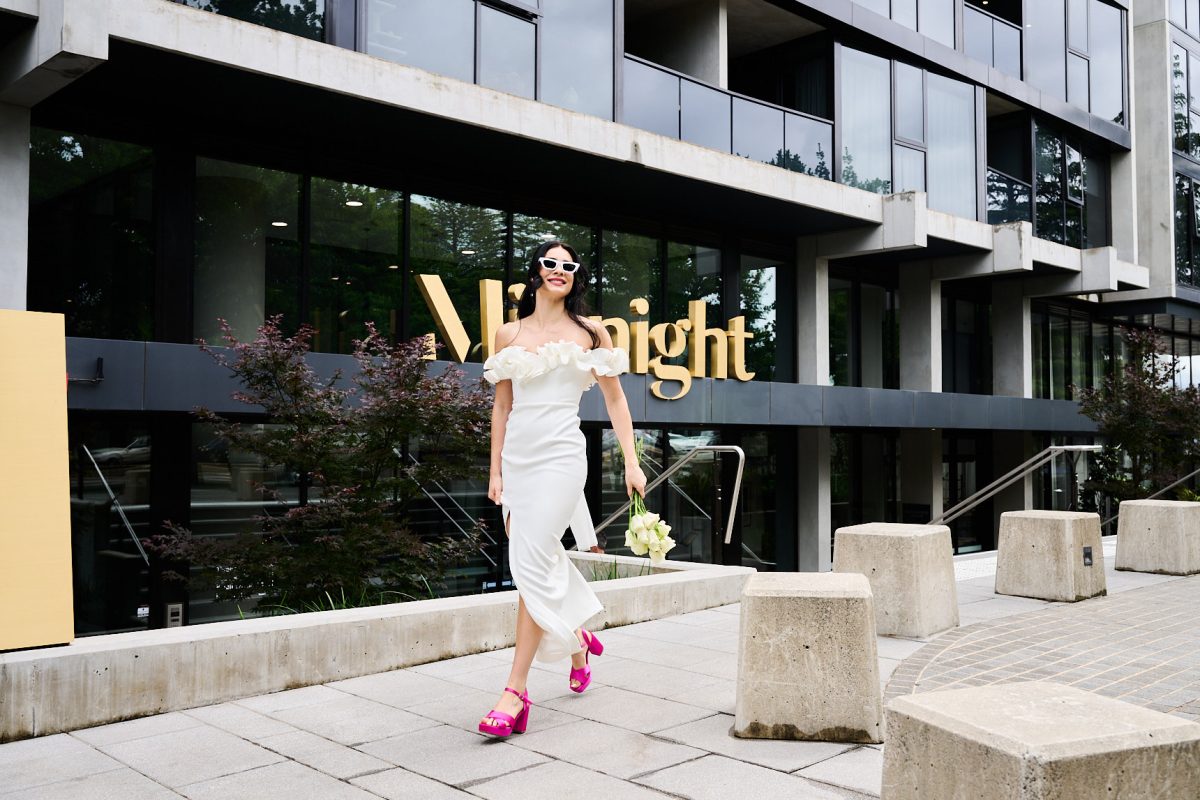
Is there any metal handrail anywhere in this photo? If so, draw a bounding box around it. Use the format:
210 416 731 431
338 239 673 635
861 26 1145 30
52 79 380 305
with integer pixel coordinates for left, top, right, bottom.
593 445 746 545
80 445 150 565
638 452 712 521
1101 463 1200 528
392 448 498 567
929 445 1102 526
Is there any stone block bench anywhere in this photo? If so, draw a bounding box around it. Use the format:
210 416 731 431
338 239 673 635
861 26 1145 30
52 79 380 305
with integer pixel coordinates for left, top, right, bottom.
1116 499 1200 575
733 572 882 743
882 682 1200 799
833 523 958 638
995 511 1106 602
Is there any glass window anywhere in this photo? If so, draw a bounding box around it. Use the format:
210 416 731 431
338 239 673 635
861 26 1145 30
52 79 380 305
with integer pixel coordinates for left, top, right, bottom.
600 230 658 321
895 62 924 143
1049 313 1070 399
1032 309 1047 398
599 428 665 549
739 431 780 570
541 0 614 119
1068 0 1088 52
1066 146 1084 202
894 145 926 192
993 18 1021 77
1067 53 1089 111
179 0 325 41
1026 0 1067 102
1070 316 1090 394
681 80 732 153
27 129 155 341
512 215 596 277
857 0 889 16
740 255 781 382
1083 153 1109 248
1035 125 1065 243
1179 174 1194 286
782 113 833 179
919 0 955 48
1088 0 1124 125
308 179 404 354
194 158 301 343
839 48 892 193
366 0 474 83
964 7 993 67
623 58 679 139
665 243 721 326
926 74 977 219
1173 0 1187 29
829 277 852 386
733 98 784 166
893 0 918 29
1091 321 1111 388
1191 0 1200 39
479 7 536 99
68 413 153 635
987 169 1032 224
1191 54 1200 111
1173 46 1189 153
407 195 506 361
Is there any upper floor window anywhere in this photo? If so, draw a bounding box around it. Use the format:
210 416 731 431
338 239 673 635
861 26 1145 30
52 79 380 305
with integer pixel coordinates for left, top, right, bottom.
1173 43 1200 159
176 0 326 41
1172 0 1200 40
1026 0 1125 125
840 47 979 218
856 0 954 49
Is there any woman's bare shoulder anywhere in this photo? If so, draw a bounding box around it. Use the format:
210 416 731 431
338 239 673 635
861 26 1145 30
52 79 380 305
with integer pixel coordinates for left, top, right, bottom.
494 321 521 350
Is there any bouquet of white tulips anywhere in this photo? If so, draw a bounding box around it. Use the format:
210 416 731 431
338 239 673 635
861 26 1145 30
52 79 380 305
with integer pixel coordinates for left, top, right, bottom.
622 436 675 564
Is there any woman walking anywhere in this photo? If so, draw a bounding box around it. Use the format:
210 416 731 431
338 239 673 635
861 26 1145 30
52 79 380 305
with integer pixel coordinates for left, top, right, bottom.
477 240 646 737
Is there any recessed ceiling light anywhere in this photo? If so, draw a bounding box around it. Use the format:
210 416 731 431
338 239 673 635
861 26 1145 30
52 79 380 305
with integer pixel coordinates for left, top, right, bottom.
345 200 364 207
461 249 477 255
331 276 340 281
271 221 288 227
387 264 399 270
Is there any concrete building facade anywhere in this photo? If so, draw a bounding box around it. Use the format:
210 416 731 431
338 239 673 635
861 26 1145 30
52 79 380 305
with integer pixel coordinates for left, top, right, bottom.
0 0 1190 637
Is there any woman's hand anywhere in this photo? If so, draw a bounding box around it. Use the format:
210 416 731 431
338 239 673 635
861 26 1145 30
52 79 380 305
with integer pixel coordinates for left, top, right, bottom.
488 473 503 506
625 462 647 498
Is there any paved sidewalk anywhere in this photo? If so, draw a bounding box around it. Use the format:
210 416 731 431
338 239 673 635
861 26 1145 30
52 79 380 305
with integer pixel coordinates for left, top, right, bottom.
0 548 1193 800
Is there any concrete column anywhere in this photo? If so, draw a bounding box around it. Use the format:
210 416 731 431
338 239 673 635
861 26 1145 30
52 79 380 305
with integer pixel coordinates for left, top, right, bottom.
900 429 943 524
0 103 29 311
991 279 1032 398
899 262 941 392
797 426 831 572
1131 6 1174 291
796 238 829 385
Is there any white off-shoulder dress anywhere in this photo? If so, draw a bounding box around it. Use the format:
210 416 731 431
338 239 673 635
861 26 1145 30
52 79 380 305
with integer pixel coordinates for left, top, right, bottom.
482 339 630 662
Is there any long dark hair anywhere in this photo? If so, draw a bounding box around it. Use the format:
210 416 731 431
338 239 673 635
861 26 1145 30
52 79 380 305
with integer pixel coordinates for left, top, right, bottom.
516 240 600 348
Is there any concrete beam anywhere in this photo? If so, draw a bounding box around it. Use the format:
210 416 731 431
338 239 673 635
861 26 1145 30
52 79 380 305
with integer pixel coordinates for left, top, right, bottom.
1022 247 1149 297
931 221 1033 281
0 0 108 106
816 192 928 258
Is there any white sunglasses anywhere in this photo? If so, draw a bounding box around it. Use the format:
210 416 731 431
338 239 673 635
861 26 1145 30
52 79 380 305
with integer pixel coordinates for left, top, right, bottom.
538 256 581 274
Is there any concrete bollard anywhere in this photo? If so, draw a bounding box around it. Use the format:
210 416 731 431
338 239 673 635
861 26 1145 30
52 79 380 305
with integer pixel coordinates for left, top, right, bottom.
733 572 883 743
833 523 958 638
995 511 1106 602
1116 500 1200 575
882 682 1200 800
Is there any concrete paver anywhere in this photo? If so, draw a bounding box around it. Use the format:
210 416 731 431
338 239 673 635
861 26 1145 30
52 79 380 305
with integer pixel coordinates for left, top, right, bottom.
2 545 1196 800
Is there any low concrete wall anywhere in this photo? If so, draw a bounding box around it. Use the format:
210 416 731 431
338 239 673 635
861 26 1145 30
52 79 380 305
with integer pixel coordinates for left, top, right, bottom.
0 554 753 742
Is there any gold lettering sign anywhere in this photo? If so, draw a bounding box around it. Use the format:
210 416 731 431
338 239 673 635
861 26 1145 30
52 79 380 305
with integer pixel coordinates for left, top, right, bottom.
416 275 755 399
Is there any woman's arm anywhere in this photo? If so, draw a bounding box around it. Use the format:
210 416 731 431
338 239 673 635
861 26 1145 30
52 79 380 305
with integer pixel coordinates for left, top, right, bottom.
592 325 647 499
487 323 519 509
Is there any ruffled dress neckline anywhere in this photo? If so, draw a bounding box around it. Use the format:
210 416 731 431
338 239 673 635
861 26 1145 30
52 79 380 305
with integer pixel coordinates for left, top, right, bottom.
483 339 629 388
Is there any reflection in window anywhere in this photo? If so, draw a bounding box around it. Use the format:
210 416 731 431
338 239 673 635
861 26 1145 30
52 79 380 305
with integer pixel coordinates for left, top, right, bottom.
894 145 926 193
598 427 666 550
739 432 778 570
1088 0 1124 125
840 48 892 193
194 158 301 342
622 58 680 139
188 422 300 623
27 129 155 341
682 80 733 153
917 0 955 48
479 7 536 99
1035 126 1066 244
408 195 506 362
366 0 474 83
740 256 779 382
1178 174 1197 287
308 179 404 354
541 0 614 119
926 74 976 218
1026 0 1066 102
69 414 152 635
1174 46 1190 155
600 230 658 321
178 0 325 41
733 98 784 165
512 213 597 323
941 295 992 395
828 274 898 389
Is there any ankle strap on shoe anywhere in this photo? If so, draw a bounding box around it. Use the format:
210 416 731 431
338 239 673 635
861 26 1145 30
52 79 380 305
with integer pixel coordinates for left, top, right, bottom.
504 686 532 703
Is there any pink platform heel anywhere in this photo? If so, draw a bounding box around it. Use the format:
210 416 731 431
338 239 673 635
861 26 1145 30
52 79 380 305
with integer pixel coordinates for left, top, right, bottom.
477 687 532 737
569 629 604 693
